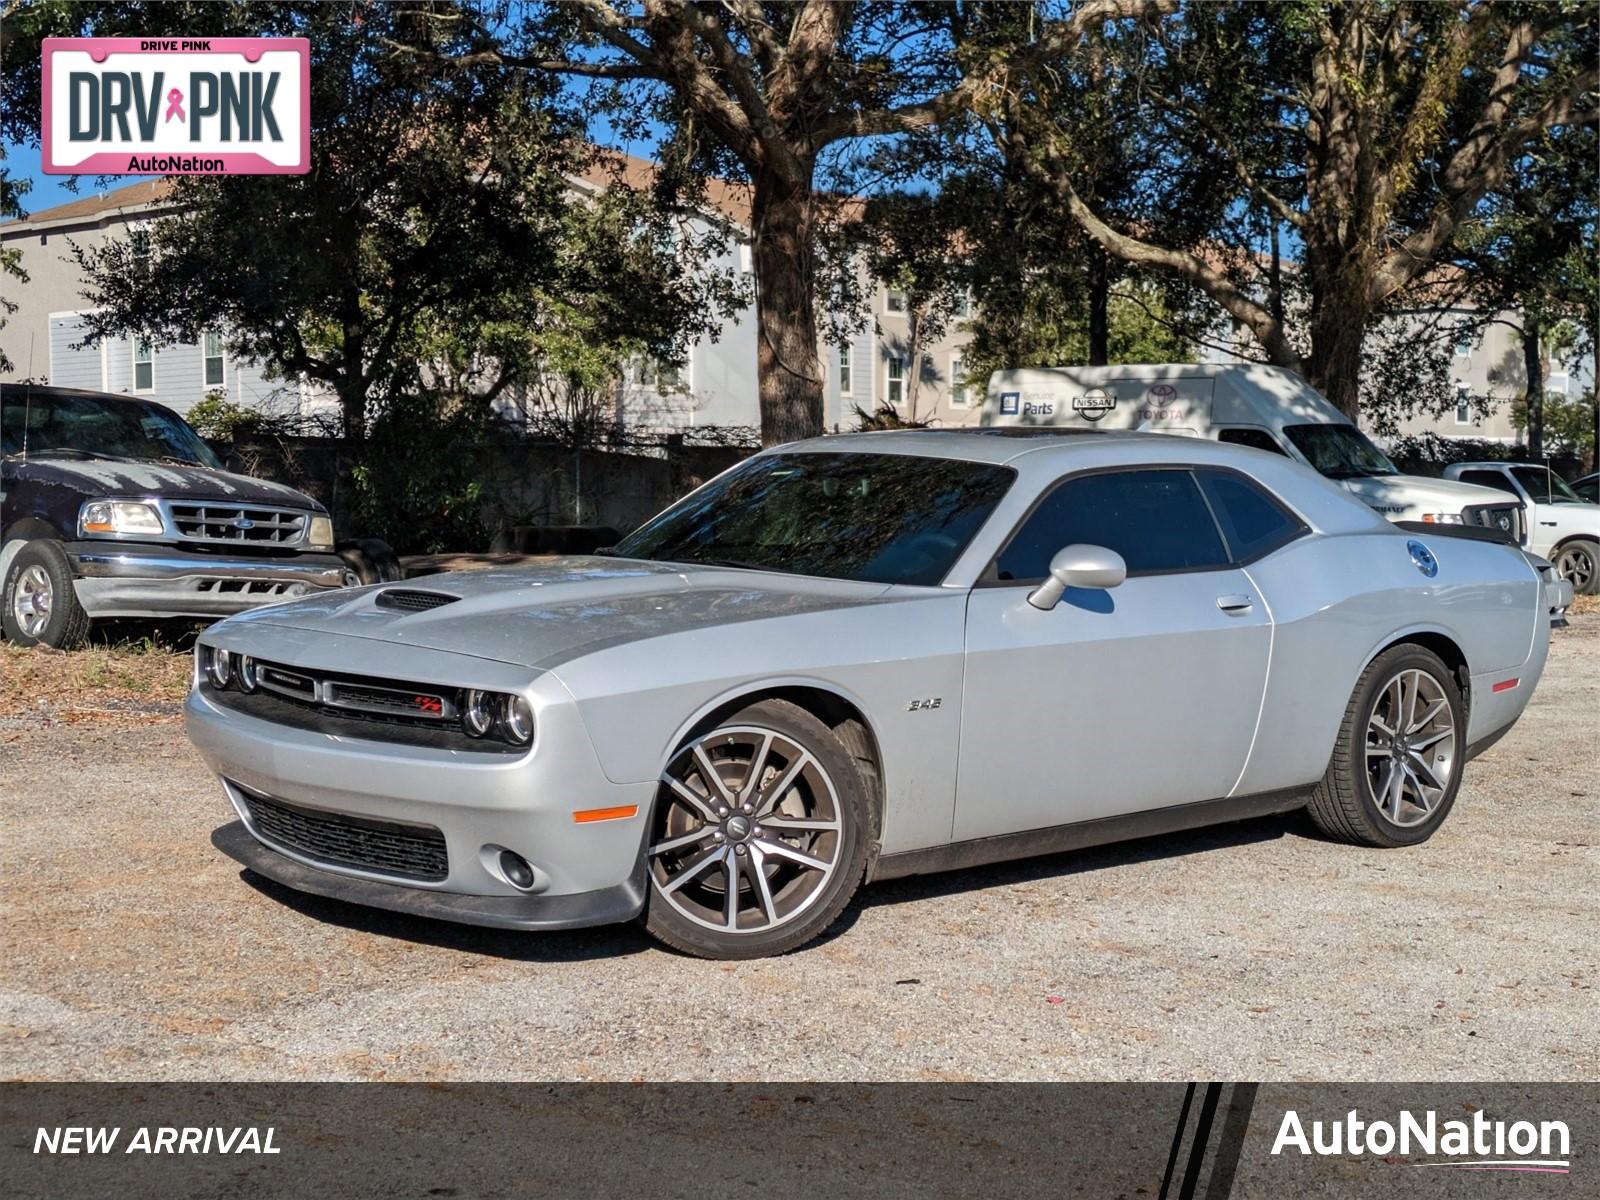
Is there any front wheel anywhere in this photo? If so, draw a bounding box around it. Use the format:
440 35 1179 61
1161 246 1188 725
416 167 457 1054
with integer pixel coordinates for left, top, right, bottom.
1306 645 1466 847
642 699 871 959
2 540 91 649
1554 538 1598 596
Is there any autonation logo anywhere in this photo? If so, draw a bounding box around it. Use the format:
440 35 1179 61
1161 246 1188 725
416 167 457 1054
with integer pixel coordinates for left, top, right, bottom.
1272 1108 1571 1174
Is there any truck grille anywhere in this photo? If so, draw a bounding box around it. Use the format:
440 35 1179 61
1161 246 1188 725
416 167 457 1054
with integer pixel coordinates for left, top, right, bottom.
1464 503 1524 545
167 502 309 545
238 788 449 881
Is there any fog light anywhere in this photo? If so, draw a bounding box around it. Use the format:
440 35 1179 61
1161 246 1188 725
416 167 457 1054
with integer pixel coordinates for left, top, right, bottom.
502 695 535 744
236 655 258 693
499 850 535 890
461 690 493 738
207 647 233 688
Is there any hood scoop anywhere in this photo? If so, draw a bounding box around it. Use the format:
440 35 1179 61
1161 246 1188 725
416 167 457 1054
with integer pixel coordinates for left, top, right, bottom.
374 588 460 613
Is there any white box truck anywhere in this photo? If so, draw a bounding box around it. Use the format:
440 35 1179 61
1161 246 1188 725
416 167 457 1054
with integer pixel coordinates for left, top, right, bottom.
981 363 1527 544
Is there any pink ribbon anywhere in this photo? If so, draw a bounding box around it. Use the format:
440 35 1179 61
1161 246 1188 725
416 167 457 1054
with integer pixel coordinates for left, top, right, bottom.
164 88 185 123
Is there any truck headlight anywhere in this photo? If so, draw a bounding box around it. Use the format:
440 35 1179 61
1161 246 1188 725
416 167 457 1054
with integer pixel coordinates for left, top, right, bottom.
306 516 335 550
80 500 164 536
1419 512 1465 525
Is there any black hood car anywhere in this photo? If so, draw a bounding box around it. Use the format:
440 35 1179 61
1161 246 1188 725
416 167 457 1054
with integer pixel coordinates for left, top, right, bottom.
1 384 390 648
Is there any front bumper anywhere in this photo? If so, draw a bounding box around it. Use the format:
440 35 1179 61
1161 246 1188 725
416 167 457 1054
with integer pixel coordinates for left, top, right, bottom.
186 667 655 919
67 541 353 618
212 821 646 930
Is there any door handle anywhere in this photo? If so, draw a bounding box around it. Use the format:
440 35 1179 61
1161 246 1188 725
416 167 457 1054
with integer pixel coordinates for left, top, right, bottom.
1216 594 1254 613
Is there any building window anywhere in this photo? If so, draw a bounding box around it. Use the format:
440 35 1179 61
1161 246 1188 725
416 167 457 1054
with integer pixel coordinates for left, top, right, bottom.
885 287 907 314
951 289 971 319
1454 327 1472 358
838 349 852 396
1454 385 1471 424
133 338 153 391
203 331 225 388
637 357 685 392
887 355 905 405
949 356 969 407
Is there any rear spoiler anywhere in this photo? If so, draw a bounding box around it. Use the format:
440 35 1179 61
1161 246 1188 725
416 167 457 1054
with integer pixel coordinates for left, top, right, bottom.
1395 521 1518 547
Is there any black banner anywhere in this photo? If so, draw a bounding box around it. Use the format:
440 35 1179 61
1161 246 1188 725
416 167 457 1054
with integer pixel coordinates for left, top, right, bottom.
4 1083 1593 1198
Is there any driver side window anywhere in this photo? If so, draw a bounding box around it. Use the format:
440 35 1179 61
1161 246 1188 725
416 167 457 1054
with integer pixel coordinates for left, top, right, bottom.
993 469 1230 581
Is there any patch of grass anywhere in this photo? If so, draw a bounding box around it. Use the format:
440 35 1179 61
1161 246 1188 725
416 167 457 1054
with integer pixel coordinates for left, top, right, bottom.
0 638 193 722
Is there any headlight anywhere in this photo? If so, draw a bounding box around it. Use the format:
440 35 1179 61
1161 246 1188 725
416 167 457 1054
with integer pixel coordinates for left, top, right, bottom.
206 647 233 688
236 655 259 693
501 695 535 745
1419 512 1465 525
461 689 494 738
306 515 335 550
80 500 164 536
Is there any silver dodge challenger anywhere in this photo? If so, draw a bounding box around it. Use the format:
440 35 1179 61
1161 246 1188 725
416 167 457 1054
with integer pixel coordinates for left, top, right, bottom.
187 430 1570 958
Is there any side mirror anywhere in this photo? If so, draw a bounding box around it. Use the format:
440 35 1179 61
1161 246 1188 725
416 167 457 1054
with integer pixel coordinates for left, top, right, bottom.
1027 544 1127 611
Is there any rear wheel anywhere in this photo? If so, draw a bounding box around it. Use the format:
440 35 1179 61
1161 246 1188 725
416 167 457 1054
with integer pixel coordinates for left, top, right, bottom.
1554 538 1598 596
642 700 871 959
1 540 91 649
1306 645 1465 847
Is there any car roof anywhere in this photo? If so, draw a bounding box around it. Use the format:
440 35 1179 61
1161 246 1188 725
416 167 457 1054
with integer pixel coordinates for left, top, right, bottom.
778 427 1258 468
779 427 1179 466
0 382 172 412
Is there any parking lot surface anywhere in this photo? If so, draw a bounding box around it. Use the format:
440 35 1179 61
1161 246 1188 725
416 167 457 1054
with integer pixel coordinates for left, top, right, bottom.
3 617 1596 1081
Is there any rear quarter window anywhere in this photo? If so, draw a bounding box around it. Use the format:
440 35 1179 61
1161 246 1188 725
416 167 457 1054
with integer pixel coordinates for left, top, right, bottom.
1194 469 1307 562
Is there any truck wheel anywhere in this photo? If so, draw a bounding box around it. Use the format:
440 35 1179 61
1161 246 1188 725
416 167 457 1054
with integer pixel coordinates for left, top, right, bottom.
2 540 92 649
336 537 402 585
1554 539 1598 596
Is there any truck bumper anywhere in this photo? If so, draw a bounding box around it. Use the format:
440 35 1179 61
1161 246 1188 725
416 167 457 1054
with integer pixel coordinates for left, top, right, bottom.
66 542 354 618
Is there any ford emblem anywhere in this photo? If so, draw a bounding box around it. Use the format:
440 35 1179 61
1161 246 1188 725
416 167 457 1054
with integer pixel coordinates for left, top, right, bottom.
1407 539 1438 578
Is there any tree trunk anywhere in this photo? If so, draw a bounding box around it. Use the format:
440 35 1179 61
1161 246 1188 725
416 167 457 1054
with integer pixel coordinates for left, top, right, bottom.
750 165 823 446
1522 309 1544 459
1305 279 1368 421
1088 245 1108 366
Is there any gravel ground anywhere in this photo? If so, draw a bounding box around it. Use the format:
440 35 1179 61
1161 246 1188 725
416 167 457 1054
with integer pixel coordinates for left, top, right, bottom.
3 618 1595 1082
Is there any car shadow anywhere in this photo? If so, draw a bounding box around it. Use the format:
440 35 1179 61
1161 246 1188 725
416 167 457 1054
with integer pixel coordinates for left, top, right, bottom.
809 809 1318 947
234 809 1321 962
235 870 654 963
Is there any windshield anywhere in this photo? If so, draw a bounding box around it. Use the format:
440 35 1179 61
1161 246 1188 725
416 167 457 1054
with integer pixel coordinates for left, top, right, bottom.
613 451 1016 586
1 389 222 469
1511 465 1584 504
1283 423 1398 479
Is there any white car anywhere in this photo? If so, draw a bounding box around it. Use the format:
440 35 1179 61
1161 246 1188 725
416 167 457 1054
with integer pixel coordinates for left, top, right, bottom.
1444 462 1600 595
188 431 1566 958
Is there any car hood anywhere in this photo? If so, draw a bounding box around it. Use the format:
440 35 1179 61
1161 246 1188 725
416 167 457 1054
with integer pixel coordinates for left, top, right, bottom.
1340 473 1516 513
12 456 322 508
225 556 900 671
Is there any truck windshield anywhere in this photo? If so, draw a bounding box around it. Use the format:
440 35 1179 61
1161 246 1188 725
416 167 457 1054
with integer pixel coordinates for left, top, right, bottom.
613 451 1015 586
1511 466 1584 504
1283 424 1397 479
0 390 223 470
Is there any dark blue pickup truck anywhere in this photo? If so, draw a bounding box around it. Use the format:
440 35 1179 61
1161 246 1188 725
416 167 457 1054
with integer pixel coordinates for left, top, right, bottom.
2 384 392 647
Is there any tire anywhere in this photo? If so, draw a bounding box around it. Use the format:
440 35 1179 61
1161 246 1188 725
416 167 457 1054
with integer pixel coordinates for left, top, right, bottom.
336 537 403 585
1306 644 1466 847
1554 538 1598 596
642 699 872 959
1 539 92 649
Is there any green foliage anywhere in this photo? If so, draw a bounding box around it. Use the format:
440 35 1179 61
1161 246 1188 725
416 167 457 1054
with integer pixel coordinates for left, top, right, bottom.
1512 392 1599 460
0 171 27 375
185 393 265 441
348 395 494 556
851 403 934 432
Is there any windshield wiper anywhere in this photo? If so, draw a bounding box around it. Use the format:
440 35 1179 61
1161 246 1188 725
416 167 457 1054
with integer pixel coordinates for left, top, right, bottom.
27 446 121 461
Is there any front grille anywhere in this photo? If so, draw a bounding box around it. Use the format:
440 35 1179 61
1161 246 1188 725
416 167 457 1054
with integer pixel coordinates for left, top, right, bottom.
1464 502 1525 545
375 589 459 612
238 788 449 881
323 679 454 720
168 502 309 545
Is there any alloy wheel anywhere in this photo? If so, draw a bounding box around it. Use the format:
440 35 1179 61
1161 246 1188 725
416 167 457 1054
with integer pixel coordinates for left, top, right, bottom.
1556 544 1595 593
649 725 845 934
13 565 53 638
1364 668 1457 828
